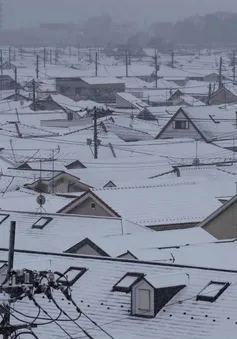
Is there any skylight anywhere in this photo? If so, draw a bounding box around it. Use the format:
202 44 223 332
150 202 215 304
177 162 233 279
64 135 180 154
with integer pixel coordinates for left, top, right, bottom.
196 281 230 302
0 214 10 225
57 267 87 287
112 272 144 293
32 217 53 229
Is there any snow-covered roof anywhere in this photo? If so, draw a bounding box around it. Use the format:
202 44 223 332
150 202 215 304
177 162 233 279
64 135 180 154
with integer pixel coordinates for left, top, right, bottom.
81 76 125 85
1 249 237 339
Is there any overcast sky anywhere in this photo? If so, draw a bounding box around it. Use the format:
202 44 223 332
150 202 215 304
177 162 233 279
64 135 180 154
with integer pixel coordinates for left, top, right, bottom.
4 0 237 29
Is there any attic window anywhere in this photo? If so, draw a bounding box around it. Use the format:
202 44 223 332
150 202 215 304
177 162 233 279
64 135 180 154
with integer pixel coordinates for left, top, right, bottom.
112 272 144 293
32 217 53 229
57 267 87 287
0 214 10 224
196 281 230 302
91 202 96 209
172 120 189 130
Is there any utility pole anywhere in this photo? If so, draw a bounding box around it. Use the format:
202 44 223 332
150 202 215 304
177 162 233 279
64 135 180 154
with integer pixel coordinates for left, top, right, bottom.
95 52 98 76
50 49 52 65
219 56 222 89
13 49 16 62
0 49 3 76
154 50 159 88
14 67 17 101
2 221 16 339
233 51 236 82
77 44 80 61
208 83 212 105
171 49 174 68
93 107 98 159
32 78 36 111
8 46 11 63
36 54 39 80
44 47 46 68
125 50 128 77
20 45 23 60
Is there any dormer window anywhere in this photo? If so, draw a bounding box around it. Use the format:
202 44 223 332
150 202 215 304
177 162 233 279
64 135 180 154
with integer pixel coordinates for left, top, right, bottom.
131 272 188 318
196 281 230 302
112 273 144 293
57 267 87 287
172 120 189 130
32 217 53 229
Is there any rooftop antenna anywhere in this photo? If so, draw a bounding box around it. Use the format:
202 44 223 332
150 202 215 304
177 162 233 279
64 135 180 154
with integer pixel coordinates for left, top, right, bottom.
9 139 16 162
51 149 55 195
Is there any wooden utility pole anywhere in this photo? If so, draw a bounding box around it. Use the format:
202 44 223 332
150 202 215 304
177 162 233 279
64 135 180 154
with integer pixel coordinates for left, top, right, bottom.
32 78 36 111
154 50 159 88
219 56 223 89
125 50 129 77
0 49 3 76
8 46 11 63
20 45 23 60
77 44 80 61
14 67 18 101
95 52 98 76
171 49 174 68
44 47 46 68
233 51 236 82
93 107 98 159
2 221 16 339
208 83 212 105
50 49 52 65
36 54 39 79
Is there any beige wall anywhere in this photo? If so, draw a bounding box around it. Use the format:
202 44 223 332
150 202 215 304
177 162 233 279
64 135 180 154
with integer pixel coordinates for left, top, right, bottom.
203 200 237 239
75 244 102 256
67 197 112 217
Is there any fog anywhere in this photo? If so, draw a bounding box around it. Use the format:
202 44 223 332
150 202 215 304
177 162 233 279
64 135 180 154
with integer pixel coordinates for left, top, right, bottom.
4 0 237 29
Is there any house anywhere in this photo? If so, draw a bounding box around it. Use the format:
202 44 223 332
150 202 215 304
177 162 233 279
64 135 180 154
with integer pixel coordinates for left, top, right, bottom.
0 74 20 91
57 178 222 229
24 171 91 194
198 194 237 239
136 107 158 121
208 86 237 105
1 249 237 338
116 92 149 110
56 76 125 102
155 106 237 142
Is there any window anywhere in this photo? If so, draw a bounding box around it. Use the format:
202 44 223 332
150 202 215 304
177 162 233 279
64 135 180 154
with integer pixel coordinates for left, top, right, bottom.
196 281 230 302
57 267 87 286
112 272 144 293
0 214 10 224
138 289 151 311
172 120 189 130
91 202 96 209
32 217 53 229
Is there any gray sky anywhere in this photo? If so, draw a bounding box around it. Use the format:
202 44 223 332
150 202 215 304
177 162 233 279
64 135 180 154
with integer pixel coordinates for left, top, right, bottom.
4 0 237 29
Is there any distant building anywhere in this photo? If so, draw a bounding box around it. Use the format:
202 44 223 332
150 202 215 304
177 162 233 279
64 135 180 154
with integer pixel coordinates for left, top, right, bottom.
56 76 125 103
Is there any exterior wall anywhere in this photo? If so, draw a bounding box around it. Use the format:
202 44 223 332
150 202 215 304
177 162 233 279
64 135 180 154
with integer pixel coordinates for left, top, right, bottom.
203 200 237 239
118 252 136 259
75 244 102 256
56 77 124 102
159 111 201 140
132 280 154 317
67 197 112 217
30 100 60 111
116 95 134 109
209 89 237 105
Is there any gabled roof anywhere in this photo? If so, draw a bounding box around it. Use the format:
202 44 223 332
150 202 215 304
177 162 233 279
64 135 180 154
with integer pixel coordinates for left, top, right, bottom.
198 194 237 228
57 190 121 217
65 237 110 257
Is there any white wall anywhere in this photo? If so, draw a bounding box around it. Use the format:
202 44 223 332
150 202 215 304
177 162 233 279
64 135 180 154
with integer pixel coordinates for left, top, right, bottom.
132 280 154 317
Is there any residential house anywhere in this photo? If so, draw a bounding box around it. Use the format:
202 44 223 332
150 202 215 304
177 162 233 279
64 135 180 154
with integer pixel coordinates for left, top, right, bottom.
24 171 91 194
208 86 237 105
57 178 222 230
155 106 237 142
0 74 20 91
56 76 125 102
116 92 149 110
1 249 237 338
198 194 237 239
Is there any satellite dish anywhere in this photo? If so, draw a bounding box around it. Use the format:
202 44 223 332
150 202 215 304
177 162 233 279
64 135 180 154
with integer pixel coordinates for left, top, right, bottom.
37 194 46 207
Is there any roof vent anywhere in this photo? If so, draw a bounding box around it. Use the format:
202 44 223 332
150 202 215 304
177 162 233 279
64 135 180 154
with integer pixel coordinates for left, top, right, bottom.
131 272 189 318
